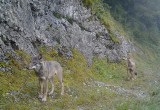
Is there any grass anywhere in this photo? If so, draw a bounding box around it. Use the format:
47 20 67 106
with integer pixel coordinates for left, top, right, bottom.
1 6 160 110
0 1 159 109
0 47 159 109
91 58 127 82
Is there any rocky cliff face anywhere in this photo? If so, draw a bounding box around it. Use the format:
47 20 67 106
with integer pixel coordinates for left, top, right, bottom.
0 0 131 65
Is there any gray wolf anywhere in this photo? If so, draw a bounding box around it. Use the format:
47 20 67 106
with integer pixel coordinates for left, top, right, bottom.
29 54 64 101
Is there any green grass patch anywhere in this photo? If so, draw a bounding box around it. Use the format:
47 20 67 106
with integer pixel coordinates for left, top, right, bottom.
0 47 159 109
53 11 62 19
90 58 127 83
82 0 94 8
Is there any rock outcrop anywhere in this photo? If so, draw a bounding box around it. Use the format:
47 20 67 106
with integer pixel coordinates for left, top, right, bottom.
0 0 131 65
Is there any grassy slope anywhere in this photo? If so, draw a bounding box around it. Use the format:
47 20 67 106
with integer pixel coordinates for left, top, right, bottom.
0 47 159 110
0 0 160 109
83 0 160 109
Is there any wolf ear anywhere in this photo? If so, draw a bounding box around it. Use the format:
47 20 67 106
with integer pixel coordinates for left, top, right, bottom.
38 54 42 60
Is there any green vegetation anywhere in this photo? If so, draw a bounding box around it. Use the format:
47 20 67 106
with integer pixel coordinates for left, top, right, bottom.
83 0 160 109
1 47 156 110
83 0 160 62
82 0 94 8
104 0 160 58
53 11 62 19
1 0 160 109
84 0 160 108
98 1 160 108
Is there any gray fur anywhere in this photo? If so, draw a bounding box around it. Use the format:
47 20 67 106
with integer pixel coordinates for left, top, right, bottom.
29 56 64 102
127 54 137 80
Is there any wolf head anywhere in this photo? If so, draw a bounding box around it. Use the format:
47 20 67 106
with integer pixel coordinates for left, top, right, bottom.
28 54 42 70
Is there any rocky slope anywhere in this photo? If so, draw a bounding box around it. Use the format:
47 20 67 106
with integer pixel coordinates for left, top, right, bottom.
0 0 131 65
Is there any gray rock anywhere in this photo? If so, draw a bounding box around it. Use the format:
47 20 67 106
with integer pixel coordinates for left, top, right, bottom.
57 45 73 59
0 0 132 64
0 66 11 72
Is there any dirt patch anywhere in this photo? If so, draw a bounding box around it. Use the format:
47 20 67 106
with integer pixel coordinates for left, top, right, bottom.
87 80 149 99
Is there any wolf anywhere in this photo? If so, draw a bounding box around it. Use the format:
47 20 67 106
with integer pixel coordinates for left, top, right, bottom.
127 54 137 80
29 54 64 102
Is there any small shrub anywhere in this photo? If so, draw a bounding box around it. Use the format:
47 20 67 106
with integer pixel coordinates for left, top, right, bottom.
82 0 94 8
53 11 62 19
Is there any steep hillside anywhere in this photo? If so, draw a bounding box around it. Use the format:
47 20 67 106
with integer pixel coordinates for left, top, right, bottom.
0 0 159 109
104 0 160 59
103 0 160 109
0 47 152 110
0 0 131 66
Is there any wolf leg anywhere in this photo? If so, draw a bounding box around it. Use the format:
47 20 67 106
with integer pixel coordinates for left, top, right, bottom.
42 79 48 102
61 82 64 95
48 78 54 95
38 78 43 99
